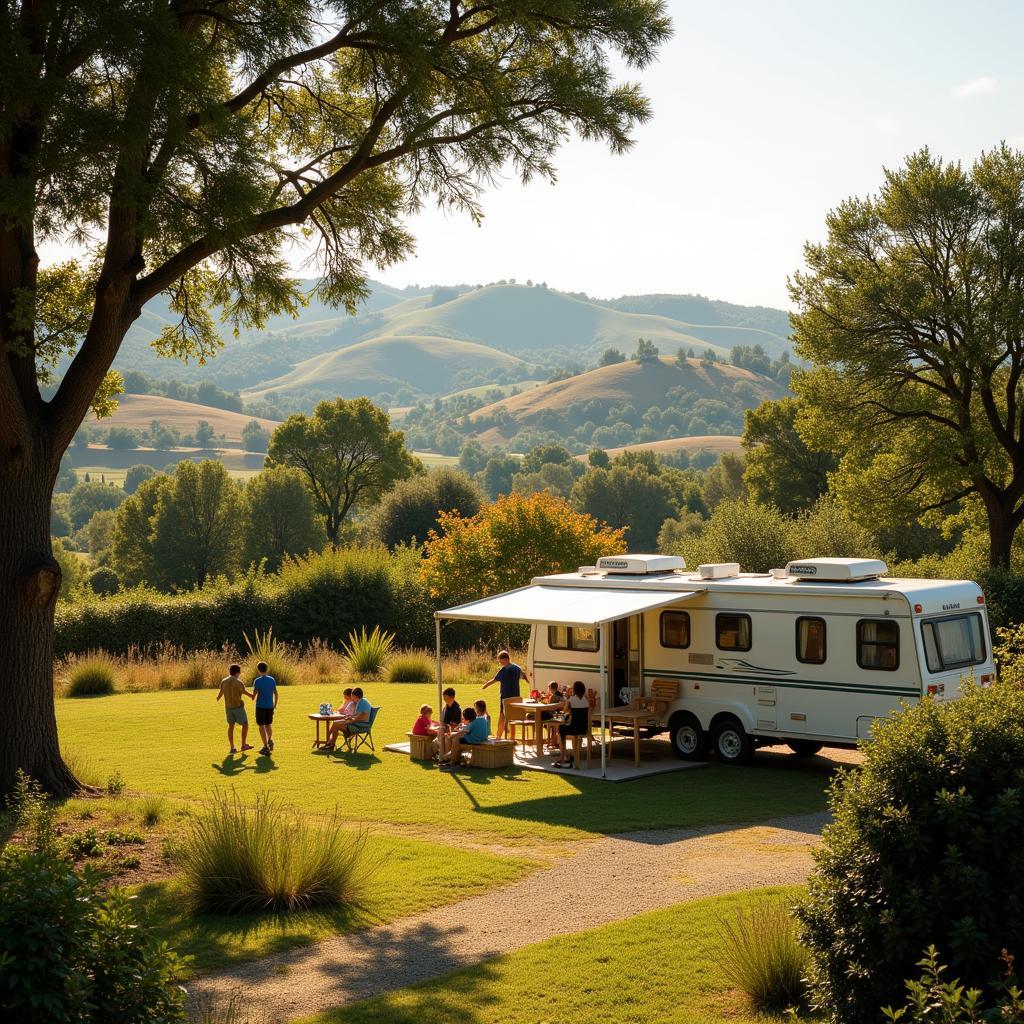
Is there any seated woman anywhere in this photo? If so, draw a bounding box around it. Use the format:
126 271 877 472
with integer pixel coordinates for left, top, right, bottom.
413 704 439 736
338 687 357 718
324 687 371 749
553 681 590 769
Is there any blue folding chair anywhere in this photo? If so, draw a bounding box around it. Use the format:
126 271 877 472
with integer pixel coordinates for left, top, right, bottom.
343 705 380 753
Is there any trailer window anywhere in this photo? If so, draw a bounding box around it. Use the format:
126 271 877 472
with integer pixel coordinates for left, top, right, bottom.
660 610 691 649
716 613 751 652
921 614 985 673
857 619 899 670
548 625 600 652
796 617 827 664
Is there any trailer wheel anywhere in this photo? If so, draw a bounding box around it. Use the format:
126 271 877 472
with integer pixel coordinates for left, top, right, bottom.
670 714 709 761
712 719 754 765
787 740 824 757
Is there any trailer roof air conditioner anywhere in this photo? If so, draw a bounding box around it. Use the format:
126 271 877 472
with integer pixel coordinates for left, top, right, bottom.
698 562 740 579
785 557 888 582
594 554 686 575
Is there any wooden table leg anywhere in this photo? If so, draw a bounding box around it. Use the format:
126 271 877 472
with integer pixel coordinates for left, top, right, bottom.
634 720 640 767
535 710 543 758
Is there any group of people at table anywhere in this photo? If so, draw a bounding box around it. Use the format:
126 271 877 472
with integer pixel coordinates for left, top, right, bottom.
412 650 592 770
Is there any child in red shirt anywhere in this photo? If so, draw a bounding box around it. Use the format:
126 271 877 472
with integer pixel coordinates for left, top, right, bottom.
412 704 439 736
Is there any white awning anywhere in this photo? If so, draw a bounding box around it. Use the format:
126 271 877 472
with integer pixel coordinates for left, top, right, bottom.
438 584 700 627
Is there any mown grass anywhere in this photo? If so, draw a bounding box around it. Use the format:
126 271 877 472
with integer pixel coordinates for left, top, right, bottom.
299 887 811 1024
56 683 837 841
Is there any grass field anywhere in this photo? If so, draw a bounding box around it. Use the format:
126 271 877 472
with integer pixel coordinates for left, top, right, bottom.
57 683 837 842
300 887 807 1024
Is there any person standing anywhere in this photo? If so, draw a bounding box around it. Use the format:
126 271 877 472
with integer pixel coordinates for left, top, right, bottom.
251 661 278 757
216 663 253 754
482 650 529 740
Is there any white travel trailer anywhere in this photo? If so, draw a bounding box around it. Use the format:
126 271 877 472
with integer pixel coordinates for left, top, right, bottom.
437 554 996 765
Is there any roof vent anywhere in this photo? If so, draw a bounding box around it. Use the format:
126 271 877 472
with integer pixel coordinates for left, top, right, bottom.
698 562 740 579
785 557 888 582
595 554 686 575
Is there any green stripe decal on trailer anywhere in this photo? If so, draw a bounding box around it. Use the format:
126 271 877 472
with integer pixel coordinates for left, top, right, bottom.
533 661 602 674
643 667 919 699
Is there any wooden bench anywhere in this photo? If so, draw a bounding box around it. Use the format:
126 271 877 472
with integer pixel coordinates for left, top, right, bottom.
632 677 679 717
457 739 516 769
407 732 434 761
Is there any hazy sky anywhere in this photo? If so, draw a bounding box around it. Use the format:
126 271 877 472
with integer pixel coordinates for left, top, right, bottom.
367 0 1024 309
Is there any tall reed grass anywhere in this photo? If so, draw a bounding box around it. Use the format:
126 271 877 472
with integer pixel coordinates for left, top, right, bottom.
719 900 808 1010
342 625 395 678
180 791 369 915
66 654 118 697
387 650 434 683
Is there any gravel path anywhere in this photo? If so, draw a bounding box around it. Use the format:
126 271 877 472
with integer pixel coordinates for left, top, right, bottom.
188 810 828 1022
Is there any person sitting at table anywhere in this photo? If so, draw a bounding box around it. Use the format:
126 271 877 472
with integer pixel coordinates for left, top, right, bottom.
433 687 461 759
440 706 490 770
338 687 357 719
541 681 563 750
473 699 490 727
553 681 590 769
413 704 439 736
324 687 371 749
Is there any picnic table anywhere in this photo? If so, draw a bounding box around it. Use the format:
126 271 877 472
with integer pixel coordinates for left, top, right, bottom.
308 713 347 749
596 707 661 767
506 699 556 757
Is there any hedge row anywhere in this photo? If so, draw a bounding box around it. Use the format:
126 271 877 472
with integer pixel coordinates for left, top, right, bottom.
55 547 435 657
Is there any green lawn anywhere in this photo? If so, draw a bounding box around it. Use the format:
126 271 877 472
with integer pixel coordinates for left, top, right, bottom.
58 684 837 841
300 887 807 1024
139 832 529 974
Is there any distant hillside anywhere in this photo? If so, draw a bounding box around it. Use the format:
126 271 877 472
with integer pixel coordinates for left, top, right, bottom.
573 435 744 459
465 356 784 445
244 335 532 403
89 394 279 446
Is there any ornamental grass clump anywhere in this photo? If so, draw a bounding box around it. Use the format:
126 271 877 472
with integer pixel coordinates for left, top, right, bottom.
242 627 298 686
66 653 118 696
719 900 808 1011
387 650 434 683
180 791 369 915
342 625 395 678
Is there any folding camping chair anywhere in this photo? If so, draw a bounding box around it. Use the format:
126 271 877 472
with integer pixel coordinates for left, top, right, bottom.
342 705 380 753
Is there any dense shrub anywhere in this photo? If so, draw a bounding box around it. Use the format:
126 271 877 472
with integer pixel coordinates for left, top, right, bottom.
720 900 808 1011
54 547 435 656
387 651 434 683
66 655 118 697
87 566 119 596
371 468 483 548
979 567 1024 631
796 684 1024 1022
180 791 368 914
343 625 395 678
0 779 187 1022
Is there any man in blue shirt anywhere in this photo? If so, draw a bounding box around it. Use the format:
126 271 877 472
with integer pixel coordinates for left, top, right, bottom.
440 706 490 770
326 686 372 750
482 650 530 740
251 661 278 756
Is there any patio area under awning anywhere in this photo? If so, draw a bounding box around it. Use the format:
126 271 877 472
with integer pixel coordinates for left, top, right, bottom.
434 584 703 778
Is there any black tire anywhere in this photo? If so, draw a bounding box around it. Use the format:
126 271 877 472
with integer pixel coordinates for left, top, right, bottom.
670 714 709 761
712 719 754 765
787 740 824 757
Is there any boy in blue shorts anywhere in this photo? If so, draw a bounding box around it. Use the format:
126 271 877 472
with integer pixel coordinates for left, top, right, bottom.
441 706 490 770
251 661 278 756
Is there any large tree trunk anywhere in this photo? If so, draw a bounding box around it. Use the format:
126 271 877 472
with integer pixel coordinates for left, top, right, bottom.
985 500 1016 570
0 457 80 796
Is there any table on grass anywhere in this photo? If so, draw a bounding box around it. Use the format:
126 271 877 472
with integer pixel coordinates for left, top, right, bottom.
596 707 661 767
308 713 347 749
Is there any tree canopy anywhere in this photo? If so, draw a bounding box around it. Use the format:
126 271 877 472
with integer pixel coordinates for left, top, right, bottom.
792 146 1024 567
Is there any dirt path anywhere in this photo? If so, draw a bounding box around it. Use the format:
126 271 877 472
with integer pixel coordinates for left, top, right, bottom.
188 810 828 1021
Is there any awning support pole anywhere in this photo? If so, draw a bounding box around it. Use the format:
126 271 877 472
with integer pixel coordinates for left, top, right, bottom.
599 621 607 779
435 616 443 740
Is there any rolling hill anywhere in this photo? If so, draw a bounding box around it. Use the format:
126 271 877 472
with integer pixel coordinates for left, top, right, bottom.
244 335 532 402
465 356 785 444
573 435 745 459
88 394 279 445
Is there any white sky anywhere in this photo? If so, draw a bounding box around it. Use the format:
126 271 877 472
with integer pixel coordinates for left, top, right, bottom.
370 0 1024 309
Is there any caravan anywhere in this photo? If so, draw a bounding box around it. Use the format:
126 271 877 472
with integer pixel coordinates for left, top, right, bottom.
439 554 996 765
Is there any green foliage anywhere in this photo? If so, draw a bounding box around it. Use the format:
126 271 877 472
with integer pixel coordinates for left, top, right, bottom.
123 464 157 495
66 656 117 698
743 397 835 512
479 453 521 500
634 337 660 362
791 146 1024 567
86 567 119 596
240 419 270 453
571 463 677 551
883 947 1024 1023
343 625 396 679
719 901 808 1011
675 499 794 573
179 791 369 914
387 652 435 683
979 568 1024 631
55 454 78 493
701 452 746 510
67 481 124 531
371 468 482 548
138 795 167 828
600 347 626 366
588 448 611 469
268 398 418 546
51 493 73 537
0 794 187 1022
106 771 126 797
109 473 175 587
242 465 325 571
104 426 140 450
242 627 298 687
796 684 1024 1022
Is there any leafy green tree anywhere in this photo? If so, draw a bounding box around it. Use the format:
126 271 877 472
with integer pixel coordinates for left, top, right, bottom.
50 495 72 538
105 426 140 450
457 440 489 478
479 453 521 500
241 419 270 453
242 466 325 571
675 347 689 367
110 475 174 588
701 452 746 510
195 421 216 449
54 454 77 493
588 448 611 469
792 146 1024 568
672 498 795 573
84 509 117 563
0 0 669 794
372 468 482 548
148 421 180 450
512 463 577 499
268 398 418 547
600 347 626 366
742 398 835 512
634 337 660 363
150 461 243 589
123 464 158 496
571 464 677 551
67 481 124 531
520 443 577 475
